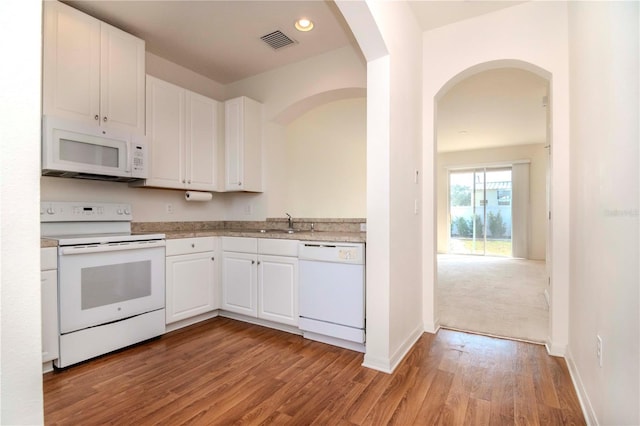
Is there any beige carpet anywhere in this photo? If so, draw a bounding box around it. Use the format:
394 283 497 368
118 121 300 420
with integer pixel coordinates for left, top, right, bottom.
437 254 548 343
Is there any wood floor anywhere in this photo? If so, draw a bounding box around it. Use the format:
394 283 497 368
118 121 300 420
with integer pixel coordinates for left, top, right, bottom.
43 317 585 425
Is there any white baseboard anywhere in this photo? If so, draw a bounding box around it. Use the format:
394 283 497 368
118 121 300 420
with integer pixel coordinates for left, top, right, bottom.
165 310 219 333
42 361 54 374
219 311 302 336
565 348 598 425
545 339 567 357
362 353 394 373
424 317 440 334
362 323 423 374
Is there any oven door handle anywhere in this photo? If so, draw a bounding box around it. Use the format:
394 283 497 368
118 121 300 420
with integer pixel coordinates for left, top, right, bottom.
59 239 166 255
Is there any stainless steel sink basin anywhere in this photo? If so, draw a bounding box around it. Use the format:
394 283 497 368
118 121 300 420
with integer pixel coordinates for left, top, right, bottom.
259 229 296 234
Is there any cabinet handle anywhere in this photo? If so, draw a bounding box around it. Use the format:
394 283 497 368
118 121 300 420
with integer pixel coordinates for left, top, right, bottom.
103 116 108 122
251 260 255 264
257 261 261 265
94 115 99 121
191 243 195 248
188 180 191 184
183 179 186 183
211 257 215 261
238 182 242 186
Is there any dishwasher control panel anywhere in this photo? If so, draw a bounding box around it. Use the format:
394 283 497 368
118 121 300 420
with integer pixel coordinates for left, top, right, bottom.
298 242 365 265
338 248 358 261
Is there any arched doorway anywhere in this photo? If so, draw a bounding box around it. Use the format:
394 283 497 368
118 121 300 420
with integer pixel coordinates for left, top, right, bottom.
435 65 550 342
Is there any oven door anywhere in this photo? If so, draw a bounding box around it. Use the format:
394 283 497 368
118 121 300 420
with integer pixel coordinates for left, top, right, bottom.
58 240 165 334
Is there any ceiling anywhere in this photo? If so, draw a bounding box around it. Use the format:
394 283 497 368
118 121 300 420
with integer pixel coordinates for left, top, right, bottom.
63 0 355 84
63 0 524 85
62 1 540 152
437 68 548 152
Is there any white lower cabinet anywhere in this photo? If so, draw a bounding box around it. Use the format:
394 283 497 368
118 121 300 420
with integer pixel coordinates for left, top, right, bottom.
221 251 257 316
258 255 298 326
221 237 298 327
165 237 218 324
41 247 59 363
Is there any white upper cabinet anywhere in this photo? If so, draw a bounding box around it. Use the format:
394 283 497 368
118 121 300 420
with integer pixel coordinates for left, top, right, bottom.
42 1 145 135
224 96 263 192
186 91 219 190
139 76 219 191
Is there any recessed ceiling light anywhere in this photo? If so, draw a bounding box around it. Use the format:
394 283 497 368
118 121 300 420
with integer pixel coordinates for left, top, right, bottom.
295 18 314 32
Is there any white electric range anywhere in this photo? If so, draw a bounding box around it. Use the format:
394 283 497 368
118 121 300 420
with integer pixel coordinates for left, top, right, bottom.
41 201 166 368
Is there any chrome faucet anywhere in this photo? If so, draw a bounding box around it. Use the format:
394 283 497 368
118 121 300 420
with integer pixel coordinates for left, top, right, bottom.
285 213 293 230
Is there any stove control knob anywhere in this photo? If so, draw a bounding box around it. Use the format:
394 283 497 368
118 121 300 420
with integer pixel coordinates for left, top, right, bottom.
47 207 55 215
117 208 123 215
124 208 131 215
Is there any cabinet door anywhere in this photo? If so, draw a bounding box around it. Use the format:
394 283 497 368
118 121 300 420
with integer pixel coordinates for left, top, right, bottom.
258 255 298 326
224 98 244 190
100 23 145 134
145 76 186 189
221 252 257 317
42 1 101 125
186 91 218 191
41 270 59 363
166 252 217 324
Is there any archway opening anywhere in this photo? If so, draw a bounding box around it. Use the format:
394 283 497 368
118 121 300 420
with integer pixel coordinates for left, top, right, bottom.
434 60 552 343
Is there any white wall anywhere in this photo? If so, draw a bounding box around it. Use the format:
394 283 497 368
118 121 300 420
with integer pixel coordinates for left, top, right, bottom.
567 2 639 424
437 144 548 260
337 0 424 373
285 97 366 218
421 1 571 354
0 0 44 423
223 46 367 220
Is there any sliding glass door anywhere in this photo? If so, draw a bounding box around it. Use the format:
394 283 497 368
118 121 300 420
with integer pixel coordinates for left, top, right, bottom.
449 167 512 256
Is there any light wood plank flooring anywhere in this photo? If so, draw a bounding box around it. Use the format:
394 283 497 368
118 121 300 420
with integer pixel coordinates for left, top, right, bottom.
43 317 585 425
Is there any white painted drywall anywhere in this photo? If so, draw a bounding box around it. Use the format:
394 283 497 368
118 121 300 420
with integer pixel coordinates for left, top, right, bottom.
146 52 225 101
0 0 44 423
567 2 639 424
285 97 366 217
437 144 548 260
421 2 571 354
223 46 366 220
338 0 424 372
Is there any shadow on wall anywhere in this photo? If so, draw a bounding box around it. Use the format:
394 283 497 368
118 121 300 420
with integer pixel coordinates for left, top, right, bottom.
274 88 367 218
273 87 366 126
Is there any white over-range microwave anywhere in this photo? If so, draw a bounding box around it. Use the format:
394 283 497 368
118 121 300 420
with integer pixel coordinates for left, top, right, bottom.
42 116 148 182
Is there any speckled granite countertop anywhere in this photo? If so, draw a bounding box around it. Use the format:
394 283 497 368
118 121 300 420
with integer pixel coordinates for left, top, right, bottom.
41 218 366 247
154 229 365 243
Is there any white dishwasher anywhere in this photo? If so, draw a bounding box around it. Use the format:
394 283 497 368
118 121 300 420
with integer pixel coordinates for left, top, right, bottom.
298 242 365 353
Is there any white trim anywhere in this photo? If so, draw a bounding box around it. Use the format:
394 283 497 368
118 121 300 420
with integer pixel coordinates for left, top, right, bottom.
424 317 440 334
362 324 423 374
165 310 219 333
545 339 567 357
362 353 394 373
219 311 302 336
565 348 599 425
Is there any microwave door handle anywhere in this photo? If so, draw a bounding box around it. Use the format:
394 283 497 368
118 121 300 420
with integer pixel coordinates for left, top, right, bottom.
125 143 131 173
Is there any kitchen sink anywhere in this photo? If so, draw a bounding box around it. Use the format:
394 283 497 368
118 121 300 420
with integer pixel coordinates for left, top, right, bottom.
259 229 296 234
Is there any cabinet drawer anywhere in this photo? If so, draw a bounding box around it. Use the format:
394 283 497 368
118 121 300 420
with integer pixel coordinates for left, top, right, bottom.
258 238 298 257
222 237 257 253
41 247 57 271
166 237 215 256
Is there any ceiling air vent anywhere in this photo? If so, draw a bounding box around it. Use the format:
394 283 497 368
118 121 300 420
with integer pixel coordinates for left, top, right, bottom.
260 30 296 50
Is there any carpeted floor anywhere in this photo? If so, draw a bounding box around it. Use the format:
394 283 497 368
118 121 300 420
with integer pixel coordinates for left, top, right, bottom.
437 254 549 343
